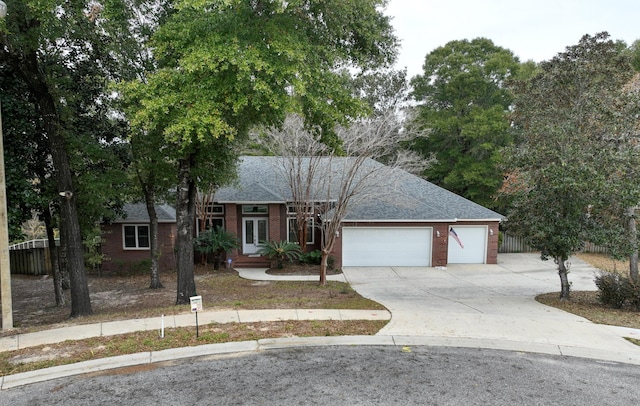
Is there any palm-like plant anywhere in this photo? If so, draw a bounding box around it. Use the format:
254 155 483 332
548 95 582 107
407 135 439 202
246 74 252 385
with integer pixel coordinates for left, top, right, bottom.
258 240 302 269
194 226 239 269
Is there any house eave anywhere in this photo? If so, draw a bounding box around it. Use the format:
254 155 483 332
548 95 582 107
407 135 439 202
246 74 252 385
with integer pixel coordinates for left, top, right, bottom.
215 201 284 205
215 199 336 205
112 219 176 224
341 218 503 223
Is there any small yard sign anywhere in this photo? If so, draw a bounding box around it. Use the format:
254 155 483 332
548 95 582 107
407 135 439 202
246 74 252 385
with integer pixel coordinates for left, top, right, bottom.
190 295 203 312
190 295 203 337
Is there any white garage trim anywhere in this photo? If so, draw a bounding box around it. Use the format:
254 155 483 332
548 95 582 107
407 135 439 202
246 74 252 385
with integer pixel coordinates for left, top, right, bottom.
447 226 487 264
342 227 432 267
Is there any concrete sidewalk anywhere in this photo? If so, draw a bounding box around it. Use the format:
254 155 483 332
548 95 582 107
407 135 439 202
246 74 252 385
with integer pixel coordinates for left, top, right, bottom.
0 268 362 353
0 308 390 352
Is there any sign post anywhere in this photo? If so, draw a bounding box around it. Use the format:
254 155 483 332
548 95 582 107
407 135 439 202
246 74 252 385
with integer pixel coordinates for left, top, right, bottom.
190 295 203 338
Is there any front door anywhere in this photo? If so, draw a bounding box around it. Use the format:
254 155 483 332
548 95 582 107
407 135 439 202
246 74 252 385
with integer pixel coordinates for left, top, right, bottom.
243 218 268 254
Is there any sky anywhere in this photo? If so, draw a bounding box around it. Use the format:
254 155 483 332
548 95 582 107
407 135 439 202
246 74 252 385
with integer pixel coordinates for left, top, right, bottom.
386 0 640 79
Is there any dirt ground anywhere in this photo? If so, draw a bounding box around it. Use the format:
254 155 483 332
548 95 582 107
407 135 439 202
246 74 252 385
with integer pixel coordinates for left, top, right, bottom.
0 263 354 336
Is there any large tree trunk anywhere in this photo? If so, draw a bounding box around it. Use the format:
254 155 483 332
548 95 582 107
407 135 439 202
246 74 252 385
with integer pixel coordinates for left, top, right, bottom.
42 99 91 317
43 208 65 306
556 256 571 300
57 218 70 290
17 54 92 317
175 155 197 305
144 191 163 289
57 168 92 317
627 206 638 282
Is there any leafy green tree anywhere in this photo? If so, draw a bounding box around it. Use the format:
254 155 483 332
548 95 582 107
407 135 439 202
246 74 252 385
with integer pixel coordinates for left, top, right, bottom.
411 38 521 210
110 0 175 290
502 33 637 299
0 68 43 241
350 68 410 115
122 0 398 304
1 1 138 316
628 39 640 72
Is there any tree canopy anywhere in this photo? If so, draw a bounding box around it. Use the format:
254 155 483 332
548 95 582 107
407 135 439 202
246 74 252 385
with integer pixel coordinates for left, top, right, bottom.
410 38 521 210
1 0 142 316
501 33 637 298
120 0 398 303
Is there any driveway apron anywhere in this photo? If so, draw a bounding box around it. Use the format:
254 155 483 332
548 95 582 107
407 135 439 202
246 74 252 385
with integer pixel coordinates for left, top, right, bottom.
342 253 640 357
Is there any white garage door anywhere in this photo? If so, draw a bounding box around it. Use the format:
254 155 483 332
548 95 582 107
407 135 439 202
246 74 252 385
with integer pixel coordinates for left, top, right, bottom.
342 227 432 267
447 226 487 264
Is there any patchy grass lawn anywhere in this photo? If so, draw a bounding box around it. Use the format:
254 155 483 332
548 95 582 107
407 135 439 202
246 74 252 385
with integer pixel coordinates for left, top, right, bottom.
0 265 387 376
4 266 384 334
0 320 388 377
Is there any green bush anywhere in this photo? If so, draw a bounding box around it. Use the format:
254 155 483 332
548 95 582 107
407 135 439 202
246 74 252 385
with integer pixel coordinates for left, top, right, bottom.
300 250 322 265
194 226 239 269
594 271 629 309
258 240 302 269
623 278 640 311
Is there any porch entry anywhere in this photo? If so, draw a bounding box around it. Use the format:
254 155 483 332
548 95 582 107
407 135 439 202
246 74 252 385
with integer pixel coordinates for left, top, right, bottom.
242 218 268 254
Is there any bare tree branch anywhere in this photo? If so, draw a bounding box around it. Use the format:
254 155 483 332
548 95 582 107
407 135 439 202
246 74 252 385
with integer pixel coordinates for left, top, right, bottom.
255 112 432 283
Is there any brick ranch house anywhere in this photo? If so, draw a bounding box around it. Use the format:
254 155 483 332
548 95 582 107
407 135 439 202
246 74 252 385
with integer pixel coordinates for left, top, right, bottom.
100 156 502 272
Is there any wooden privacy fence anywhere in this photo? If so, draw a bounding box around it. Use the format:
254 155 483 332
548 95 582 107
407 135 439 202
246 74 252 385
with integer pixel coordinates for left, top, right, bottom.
499 233 608 254
9 239 59 276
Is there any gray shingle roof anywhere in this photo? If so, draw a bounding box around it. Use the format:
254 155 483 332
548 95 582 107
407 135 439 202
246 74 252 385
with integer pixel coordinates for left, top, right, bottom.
116 203 176 223
215 156 502 222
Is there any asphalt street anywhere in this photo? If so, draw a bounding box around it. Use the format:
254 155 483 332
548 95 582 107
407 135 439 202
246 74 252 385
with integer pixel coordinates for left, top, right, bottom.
2 345 639 405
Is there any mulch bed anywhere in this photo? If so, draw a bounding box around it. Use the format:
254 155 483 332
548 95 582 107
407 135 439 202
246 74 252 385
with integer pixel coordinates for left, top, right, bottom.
265 263 342 275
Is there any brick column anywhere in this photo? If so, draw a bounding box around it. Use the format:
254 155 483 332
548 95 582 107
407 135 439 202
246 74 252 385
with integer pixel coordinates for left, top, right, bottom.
225 204 239 258
486 222 499 264
269 204 281 242
432 224 449 267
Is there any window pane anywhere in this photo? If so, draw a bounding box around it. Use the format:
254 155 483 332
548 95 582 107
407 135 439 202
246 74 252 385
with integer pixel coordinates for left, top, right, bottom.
245 220 254 244
257 220 267 242
124 226 136 247
306 218 314 243
288 218 298 243
137 226 150 248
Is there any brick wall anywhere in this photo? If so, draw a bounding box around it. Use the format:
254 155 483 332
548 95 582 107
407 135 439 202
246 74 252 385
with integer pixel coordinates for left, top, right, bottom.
101 223 176 273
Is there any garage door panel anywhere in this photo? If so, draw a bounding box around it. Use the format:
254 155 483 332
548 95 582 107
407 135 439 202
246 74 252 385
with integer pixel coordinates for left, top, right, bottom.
342 227 431 267
447 226 487 264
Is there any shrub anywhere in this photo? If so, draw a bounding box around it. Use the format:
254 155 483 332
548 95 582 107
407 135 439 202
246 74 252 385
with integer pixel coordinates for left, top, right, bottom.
258 240 302 269
194 226 239 269
623 278 640 311
300 250 322 265
594 271 627 309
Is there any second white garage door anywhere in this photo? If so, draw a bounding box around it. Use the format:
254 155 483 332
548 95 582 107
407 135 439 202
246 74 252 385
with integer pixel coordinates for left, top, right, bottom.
342 227 432 267
447 226 487 264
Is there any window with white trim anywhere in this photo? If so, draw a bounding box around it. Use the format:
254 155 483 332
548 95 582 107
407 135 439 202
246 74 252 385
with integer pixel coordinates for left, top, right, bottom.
123 225 150 249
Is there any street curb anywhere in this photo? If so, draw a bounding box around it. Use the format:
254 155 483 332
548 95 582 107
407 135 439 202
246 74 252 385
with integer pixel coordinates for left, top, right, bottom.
3 334 640 391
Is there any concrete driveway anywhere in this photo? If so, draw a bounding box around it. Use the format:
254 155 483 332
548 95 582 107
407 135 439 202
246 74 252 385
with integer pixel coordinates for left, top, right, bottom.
343 253 640 362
